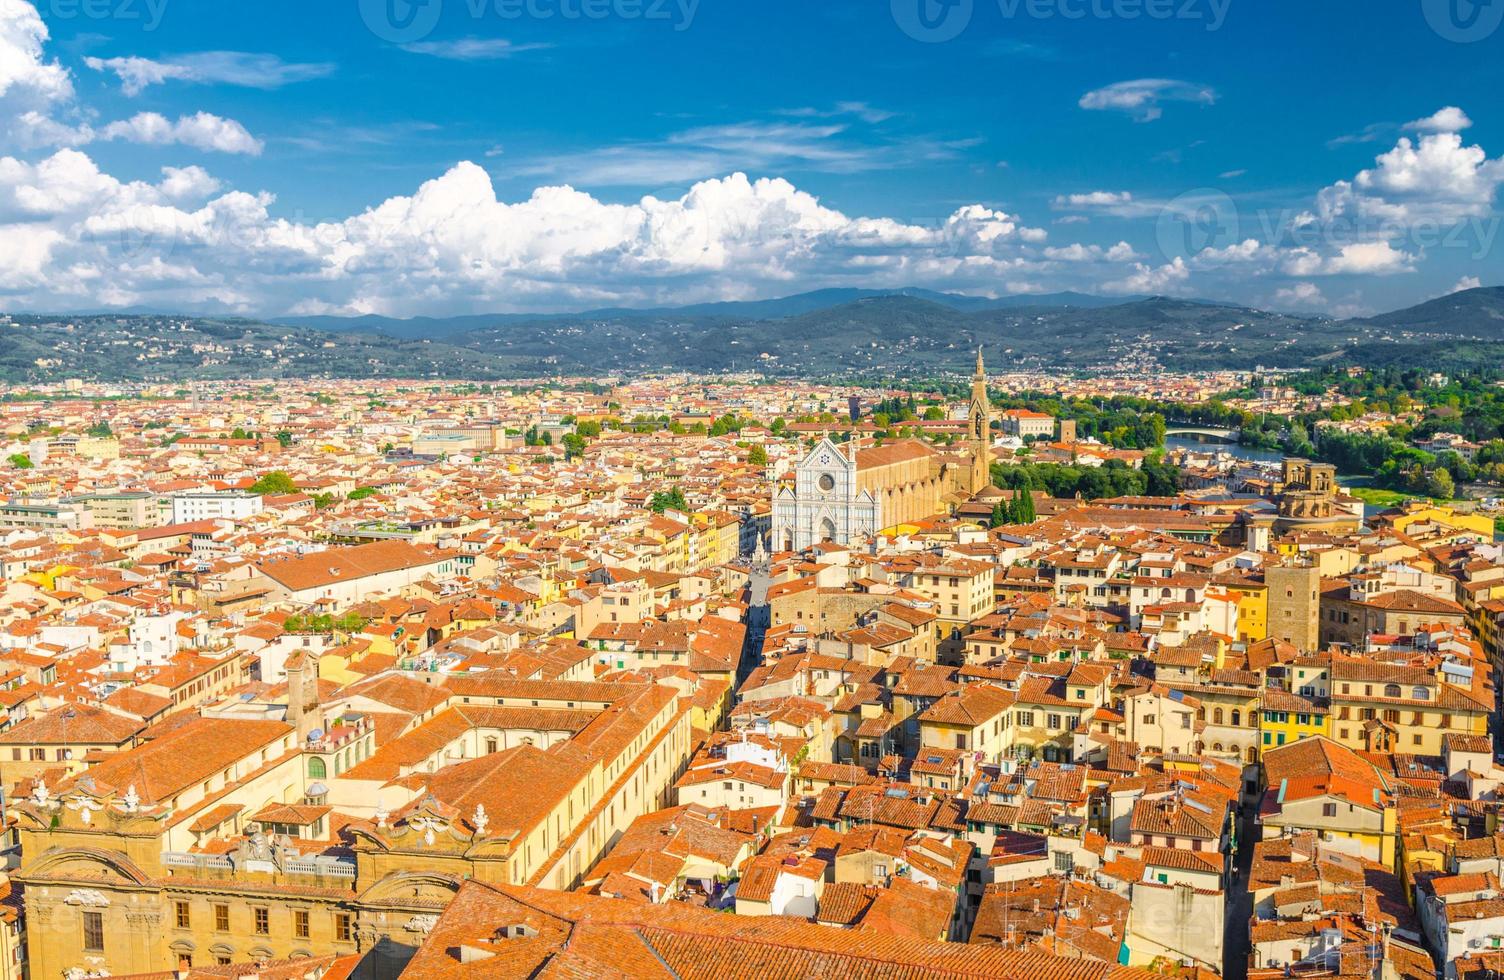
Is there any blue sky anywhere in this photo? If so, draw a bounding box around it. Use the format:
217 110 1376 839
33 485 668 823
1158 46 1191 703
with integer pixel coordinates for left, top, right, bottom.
2 0 1501 317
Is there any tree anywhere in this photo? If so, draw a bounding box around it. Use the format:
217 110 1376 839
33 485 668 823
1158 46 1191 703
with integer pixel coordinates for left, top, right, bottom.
649 488 688 514
1426 467 1455 500
561 433 587 460
249 471 298 495
86 420 113 438
748 444 768 467
312 492 337 510
275 431 294 448
8 454 33 469
923 406 946 421
1011 489 1036 524
991 502 1008 528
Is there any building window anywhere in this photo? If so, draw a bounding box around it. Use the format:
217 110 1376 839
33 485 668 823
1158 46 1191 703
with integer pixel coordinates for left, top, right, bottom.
294 910 310 939
254 907 269 935
1322 803 1337 817
176 901 191 929
82 911 105 952
308 757 327 779
214 904 230 932
335 913 353 943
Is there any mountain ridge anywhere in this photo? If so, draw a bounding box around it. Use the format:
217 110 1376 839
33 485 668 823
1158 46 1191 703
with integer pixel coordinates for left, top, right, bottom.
2 286 1498 383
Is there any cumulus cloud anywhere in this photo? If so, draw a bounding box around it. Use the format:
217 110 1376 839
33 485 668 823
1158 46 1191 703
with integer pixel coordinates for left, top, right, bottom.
0 0 71 104
1078 79 1216 122
1451 275 1483 293
1103 258 1190 294
1274 282 1324 308
159 165 223 201
0 155 1075 314
1314 128 1504 232
99 112 264 155
1407 106 1472 133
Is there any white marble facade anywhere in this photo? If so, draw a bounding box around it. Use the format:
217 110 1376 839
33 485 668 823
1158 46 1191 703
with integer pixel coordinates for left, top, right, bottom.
771 438 880 551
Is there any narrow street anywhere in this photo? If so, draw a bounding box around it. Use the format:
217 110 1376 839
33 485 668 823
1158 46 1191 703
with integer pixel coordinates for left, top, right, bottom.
1222 804 1258 980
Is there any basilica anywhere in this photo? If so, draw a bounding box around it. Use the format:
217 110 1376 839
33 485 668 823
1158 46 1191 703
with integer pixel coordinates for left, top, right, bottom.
771 351 995 551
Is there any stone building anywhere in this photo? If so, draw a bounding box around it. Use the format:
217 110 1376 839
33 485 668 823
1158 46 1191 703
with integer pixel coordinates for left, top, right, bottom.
12 672 692 980
1267 562 1321 653
771 351 994 550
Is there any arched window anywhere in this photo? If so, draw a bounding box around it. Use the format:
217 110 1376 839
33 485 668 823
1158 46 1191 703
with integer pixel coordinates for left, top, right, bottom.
307 757 326 779
1213 707 1224 725
1212 742 1223 752
1383 684 1401 698
1412 686 1428 700
1230 709 1241 727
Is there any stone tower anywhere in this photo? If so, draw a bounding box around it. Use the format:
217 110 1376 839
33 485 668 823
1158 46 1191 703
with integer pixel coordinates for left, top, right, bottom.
969 348 992 495
1267 562 1321 653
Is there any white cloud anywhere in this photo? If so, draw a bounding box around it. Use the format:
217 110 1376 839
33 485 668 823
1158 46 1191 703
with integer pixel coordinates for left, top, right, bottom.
100 112 264 155
1451 275 1483 292
84 52 334 96
1274 282 1324 308
0 0 71 104
1103 258 1190 294
1078 79 1216 122
1044 241 1140 262
0 155 1080 314
1407 106 1472 134
518 119 975 187
159 165 223 201
1315 126 1504 228
1322 241 1416 275
1053 191 1133 209
399 38 550 60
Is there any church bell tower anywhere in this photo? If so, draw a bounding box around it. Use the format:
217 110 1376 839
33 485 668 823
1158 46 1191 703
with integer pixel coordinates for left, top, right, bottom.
969 348 991 495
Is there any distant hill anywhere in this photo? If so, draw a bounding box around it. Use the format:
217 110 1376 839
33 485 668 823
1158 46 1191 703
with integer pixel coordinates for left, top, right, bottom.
5 284 1500 382
0 314 526 383
1352 286 1504 339
269 287 1147 339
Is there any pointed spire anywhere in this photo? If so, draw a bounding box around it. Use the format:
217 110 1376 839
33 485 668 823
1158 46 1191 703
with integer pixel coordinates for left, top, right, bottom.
975 347 986 379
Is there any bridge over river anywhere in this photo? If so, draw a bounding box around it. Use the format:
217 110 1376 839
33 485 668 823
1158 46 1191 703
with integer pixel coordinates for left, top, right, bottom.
1163 425 1241 443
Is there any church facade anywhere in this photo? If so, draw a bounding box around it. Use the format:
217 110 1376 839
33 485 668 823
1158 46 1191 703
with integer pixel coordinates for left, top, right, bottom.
771 351 994 551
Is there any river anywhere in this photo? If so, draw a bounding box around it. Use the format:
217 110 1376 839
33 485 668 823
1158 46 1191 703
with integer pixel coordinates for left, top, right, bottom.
1164 433 1285 464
